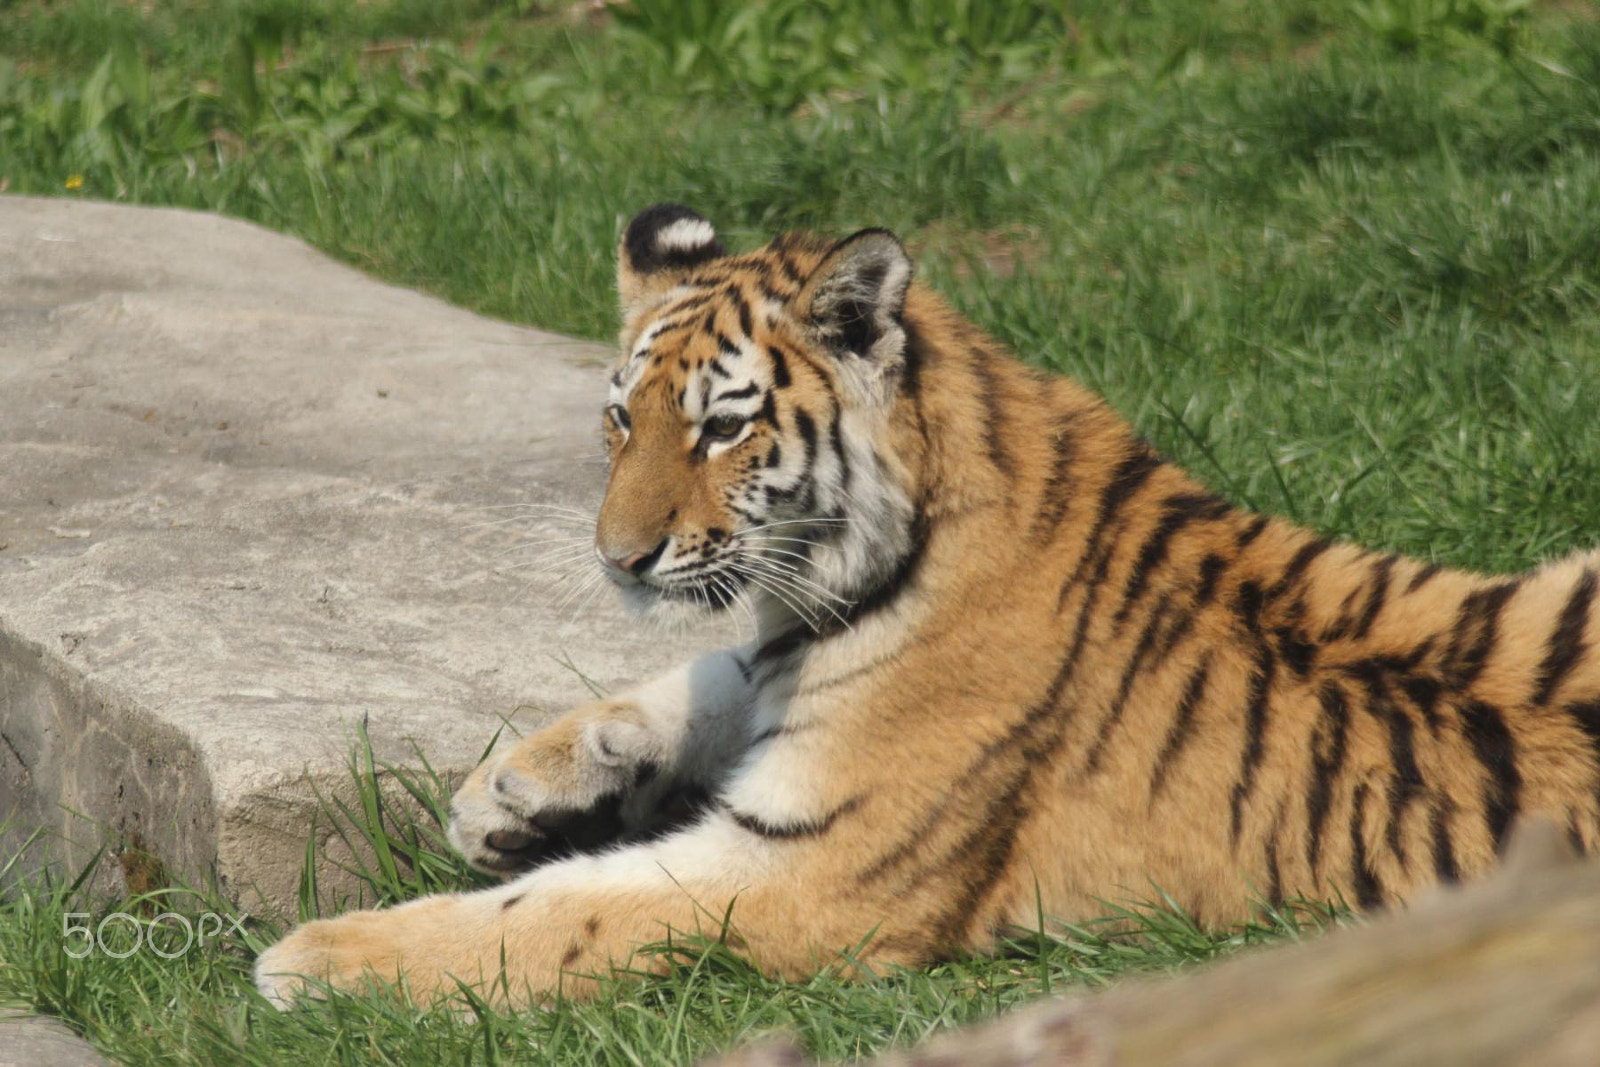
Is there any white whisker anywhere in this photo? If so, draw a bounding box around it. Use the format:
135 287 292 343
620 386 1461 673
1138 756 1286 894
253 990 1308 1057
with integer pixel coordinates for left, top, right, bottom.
736 542 825 569
489 535 592 558
735 517 849 536
732 567 822 632
735 534 831 551
736 558 854 629
500 547 597 573
736 552 853 606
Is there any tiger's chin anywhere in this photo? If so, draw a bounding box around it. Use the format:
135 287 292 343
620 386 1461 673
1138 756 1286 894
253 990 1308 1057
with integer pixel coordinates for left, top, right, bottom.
614 580 735 632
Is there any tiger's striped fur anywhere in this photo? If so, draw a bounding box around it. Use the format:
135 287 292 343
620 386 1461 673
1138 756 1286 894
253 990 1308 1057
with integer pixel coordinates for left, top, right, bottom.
257 205 1600 1006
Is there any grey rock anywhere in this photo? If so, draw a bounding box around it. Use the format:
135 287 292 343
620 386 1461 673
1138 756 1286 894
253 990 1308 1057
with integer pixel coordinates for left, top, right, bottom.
0 195 723 913
0 1014 110 1067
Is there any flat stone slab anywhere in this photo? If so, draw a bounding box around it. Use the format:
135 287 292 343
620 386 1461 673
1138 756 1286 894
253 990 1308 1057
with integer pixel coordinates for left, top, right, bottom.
0 1014 109 1067
0 195 722 912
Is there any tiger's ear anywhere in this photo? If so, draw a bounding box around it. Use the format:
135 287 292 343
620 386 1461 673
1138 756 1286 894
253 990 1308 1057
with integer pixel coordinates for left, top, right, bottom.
617 204 725 318
795 229 913 365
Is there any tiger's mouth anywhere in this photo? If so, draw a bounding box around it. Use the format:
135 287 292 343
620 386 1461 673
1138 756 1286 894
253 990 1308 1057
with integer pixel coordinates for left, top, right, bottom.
610 560 747 616
601 518 849 628
654 570 746 611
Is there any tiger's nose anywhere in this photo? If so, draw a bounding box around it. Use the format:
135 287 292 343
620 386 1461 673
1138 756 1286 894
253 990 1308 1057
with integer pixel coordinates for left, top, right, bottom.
599 538 668 577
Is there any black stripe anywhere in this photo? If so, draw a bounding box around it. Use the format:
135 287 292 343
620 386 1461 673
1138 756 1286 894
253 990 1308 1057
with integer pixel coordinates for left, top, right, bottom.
975 638 1084 772
767 345 791 388
1442 579 1522 688
1149 655 1212 804
1322 587 1363 641
1569 699 1600 754
1429 799 1460 883
1284 592 1309 626
1574 700 1600 844
834 504 930 628
1265 537 1333 602
1352 553 1398 640
1407 562 1442 594
712 382 760 402
756 278 791 306
1460 700 1522 852
736 292 753 339
1064 448 1162 590
793 409 818 505
1533 569 1596 705
1349 782 1384 909
752 623 812 669
1264 806 1285 907
1082 597 1171 776
1400 675 1443 734
755 390 778 428
926 655 1083 942
1360 672 1424 872
1196 553 1227 606
726 795 863 840
1274 626 1317 676
1304 682 1350 879
775 251 807 288
654 288 718 318
858 646 1077 888
795 648 904 697
925 774 1032 946
971 352 1013 478
1234 580 1265 635
1114 494 1231 628
1236 515 1270 549
1229 646 1278 843
1029 413 1078 543
749 721 812 745
1155 600 1201 659
1057 534 1117 664
899 321 926 402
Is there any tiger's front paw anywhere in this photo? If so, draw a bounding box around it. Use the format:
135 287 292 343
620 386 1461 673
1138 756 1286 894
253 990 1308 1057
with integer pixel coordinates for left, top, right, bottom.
255 897 474 1008
448 702 660 876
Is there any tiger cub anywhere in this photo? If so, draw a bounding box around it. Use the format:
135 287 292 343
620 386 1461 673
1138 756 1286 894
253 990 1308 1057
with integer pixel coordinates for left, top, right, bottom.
257 204 1600 1006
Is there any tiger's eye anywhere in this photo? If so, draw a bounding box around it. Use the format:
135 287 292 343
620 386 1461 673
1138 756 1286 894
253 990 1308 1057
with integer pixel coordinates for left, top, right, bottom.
703 414 746 441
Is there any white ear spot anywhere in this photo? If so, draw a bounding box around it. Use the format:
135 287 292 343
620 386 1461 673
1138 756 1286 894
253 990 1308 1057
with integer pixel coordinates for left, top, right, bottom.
655 217 718 253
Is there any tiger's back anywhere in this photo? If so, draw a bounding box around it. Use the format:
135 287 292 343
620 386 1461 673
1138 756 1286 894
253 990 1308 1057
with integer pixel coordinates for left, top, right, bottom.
892 326 1600 929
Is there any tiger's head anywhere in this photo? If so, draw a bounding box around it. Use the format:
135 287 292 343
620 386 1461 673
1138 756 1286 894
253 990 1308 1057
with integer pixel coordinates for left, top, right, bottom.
594 204 921 630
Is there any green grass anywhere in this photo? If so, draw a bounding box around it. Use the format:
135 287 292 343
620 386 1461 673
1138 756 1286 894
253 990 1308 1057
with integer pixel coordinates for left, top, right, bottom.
3 0 1599 1061
0 730 1347 1065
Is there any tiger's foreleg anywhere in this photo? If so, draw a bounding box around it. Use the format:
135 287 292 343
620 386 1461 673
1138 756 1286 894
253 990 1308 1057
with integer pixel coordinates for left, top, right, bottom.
446 648 754 875
255 813 908 1007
